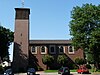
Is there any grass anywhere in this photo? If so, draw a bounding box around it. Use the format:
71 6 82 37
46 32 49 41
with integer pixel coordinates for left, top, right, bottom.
70 69 77 72
90 69 100 72
44 69 100 73
44 69 77 73
44 70 58 73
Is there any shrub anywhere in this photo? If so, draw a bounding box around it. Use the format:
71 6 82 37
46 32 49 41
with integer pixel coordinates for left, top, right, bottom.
69 64 78 69
42 55 54 69
42 55 54 65
86 64 91 69
75 57 86 65
57 55 68 66
0 65 4 74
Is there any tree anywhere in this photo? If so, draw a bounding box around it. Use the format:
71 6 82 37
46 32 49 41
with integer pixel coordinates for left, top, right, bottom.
42 55 54 70
86 53 94 64
57 55 68 67
75 57 86 65
0 26 14 61
69 3 100 69
89 29 100 69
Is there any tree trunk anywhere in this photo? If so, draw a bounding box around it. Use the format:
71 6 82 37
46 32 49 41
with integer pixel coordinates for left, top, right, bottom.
46 65 48 70
95 61 99 70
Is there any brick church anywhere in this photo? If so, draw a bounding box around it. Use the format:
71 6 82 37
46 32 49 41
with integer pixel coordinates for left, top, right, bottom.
12 8 84 72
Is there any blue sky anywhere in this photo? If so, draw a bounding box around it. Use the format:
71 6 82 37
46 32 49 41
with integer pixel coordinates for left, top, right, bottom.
0 0 100 61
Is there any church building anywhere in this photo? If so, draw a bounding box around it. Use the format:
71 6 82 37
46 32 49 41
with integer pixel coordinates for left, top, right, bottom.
12 8 84 72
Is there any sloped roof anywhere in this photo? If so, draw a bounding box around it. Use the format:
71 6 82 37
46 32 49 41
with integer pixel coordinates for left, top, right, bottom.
29 40 72 44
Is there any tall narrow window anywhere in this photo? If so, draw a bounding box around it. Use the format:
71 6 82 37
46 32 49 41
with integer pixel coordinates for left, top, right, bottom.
59 46 63 52
49 45 56 54
41 46 47 54
51 47 54 52
31 46 37 54
58 46 65 54
68 46 74 54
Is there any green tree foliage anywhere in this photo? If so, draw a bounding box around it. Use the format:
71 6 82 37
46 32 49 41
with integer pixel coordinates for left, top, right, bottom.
86 64 91 69
69 3 100 69
57 55 68 66
87 53 94 64
42 55 54 69
0 26 14 61
75 57 86 65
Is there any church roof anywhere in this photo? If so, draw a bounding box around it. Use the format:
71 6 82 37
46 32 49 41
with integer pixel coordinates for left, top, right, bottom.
29 40 72 44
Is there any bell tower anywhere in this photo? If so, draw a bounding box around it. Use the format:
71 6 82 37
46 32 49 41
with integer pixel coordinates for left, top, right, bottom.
13 8 30 72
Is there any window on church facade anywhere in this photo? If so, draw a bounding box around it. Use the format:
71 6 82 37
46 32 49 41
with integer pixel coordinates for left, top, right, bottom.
41 46 47 54
31 46 37 54
58 46 65 54
49 45 56 54
68 46 74 54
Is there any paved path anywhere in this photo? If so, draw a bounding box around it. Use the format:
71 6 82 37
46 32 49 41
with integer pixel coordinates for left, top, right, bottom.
36 71 100 75
14 72 100 75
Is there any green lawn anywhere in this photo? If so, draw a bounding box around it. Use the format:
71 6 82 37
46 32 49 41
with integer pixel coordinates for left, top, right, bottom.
70 69 77 72
44 70 58 73
44 69 100 73
44 69 77 73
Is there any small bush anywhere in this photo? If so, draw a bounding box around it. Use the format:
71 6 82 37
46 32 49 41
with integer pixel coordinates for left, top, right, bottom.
86 64 91 69
75 57 86 65
57 55 68 66
0 65 4 74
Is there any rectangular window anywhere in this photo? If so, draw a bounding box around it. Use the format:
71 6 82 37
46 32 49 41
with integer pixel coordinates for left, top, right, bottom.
68 46 74 54
49 45 56 54
51 47 54 52
31 46 37 54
